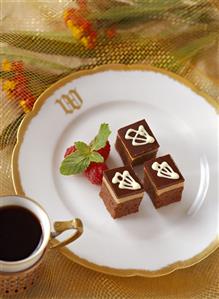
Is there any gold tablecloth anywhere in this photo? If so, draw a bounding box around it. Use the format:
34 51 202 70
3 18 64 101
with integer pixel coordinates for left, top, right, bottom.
1 1 219 298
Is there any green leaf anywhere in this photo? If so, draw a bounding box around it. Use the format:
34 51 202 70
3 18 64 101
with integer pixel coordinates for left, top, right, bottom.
90 152 104 163
1 51 71 72
90 123 111 151
88 1 182 22
75 141 90 155
0 33 96 58
60 151 90 175
173 32 219 63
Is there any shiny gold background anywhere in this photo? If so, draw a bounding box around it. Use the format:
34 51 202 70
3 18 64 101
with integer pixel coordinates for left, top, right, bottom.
0 1 219 298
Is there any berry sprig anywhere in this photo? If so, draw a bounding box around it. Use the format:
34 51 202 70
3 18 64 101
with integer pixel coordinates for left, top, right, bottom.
64 7 97 49
1 59 36 113
60 123 111 184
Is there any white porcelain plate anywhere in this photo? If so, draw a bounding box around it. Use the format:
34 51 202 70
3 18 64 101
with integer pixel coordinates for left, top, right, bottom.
12 65 219 277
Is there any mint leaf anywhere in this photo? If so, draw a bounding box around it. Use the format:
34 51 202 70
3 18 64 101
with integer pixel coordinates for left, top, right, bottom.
90 123 111 151
60 151 90 175
90 151 104 163
75 141 90 155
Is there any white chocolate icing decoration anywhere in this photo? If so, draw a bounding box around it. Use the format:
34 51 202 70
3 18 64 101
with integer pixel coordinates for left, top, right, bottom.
112 170 141 190
152 161 179 180
125 125 155 146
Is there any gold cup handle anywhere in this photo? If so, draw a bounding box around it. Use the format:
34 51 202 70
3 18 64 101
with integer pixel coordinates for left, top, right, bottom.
50 218 83 249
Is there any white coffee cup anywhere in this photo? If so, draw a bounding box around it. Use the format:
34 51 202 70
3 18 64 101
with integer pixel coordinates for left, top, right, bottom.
0 195 83 273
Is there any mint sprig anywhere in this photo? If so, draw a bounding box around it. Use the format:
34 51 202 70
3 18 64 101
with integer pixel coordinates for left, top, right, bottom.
75 141 90 155
90 151 103 163
60 151 90 175
60 123 111 176
90 123 111 151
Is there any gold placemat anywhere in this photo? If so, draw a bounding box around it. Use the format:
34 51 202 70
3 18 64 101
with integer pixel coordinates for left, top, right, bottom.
1 1 219 298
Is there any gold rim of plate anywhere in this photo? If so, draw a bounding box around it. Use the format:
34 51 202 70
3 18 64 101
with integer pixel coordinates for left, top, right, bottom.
11 64 219 277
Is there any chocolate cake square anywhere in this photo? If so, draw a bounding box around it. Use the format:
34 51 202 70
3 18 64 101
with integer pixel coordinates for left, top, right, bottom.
99 166 144 218
115 119 159 166
144 154 185 208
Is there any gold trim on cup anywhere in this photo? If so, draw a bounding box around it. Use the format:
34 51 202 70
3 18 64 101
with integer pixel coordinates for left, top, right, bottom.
50 219 83 249
11 64 219 277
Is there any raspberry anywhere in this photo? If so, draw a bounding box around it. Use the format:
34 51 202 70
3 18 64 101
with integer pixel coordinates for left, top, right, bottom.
84 162 108 185
97 141 110 161
64 145 76 158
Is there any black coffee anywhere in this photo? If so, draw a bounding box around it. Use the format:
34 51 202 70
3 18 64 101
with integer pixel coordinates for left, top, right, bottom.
0 205 42 261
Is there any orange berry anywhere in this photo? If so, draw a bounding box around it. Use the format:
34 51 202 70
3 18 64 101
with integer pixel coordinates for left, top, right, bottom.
80 36 89 48
25 93 35 109
12 61 24 72
2 59 12 72
11 84 26 98
64 8 78 24
14 74 27 86
106 27 117 39
19 100 30 113
71 25 83 40
3 80 16 92
77 0 87 11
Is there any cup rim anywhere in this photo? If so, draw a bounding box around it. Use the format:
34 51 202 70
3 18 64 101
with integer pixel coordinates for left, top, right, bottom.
0 194 51 266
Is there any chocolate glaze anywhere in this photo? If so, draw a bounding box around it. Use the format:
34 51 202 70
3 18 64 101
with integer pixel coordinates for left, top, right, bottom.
116 135 158 166
117 119 159 158
103 165 144 199
144 154 185 190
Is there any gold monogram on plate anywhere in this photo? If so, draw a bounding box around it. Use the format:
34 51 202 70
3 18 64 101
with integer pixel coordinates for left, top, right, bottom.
56 89 83 113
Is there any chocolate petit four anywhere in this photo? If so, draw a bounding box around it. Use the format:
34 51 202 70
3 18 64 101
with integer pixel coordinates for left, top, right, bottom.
144 154 184 208
100 166 144 218
115 119 159 166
